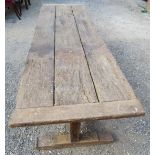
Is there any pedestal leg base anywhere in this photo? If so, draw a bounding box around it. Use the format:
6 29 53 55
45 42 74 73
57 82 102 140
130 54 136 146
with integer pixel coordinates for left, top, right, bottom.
36 131 113 150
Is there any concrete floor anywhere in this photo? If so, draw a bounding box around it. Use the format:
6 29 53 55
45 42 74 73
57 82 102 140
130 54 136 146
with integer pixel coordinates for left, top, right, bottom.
5 0 150 155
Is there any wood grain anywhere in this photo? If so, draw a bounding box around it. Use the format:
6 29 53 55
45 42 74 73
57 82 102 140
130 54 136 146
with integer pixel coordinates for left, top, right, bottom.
16 59 54 108
16 5 55 108
72 6 136 102
28 5 55 59
55 6 98 105
9 99 144 127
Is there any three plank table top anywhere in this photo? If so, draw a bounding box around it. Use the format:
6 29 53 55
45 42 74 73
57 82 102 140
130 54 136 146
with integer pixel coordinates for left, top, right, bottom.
9 4 145 149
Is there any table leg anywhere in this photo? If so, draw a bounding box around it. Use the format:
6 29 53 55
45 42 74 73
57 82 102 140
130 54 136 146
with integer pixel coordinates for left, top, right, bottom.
70 122 80 142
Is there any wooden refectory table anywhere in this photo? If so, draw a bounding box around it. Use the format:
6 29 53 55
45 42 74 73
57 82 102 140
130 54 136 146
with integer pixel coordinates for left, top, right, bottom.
9 4 145 149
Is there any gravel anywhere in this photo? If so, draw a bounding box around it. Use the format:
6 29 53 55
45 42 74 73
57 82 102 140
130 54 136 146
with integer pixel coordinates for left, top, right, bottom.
5 0 150 154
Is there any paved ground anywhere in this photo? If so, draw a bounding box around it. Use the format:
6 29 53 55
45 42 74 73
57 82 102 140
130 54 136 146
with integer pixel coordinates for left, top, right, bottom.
5 0 150 154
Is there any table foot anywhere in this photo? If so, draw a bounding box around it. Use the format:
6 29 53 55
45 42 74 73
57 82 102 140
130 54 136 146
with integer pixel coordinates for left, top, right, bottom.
36 131 113 150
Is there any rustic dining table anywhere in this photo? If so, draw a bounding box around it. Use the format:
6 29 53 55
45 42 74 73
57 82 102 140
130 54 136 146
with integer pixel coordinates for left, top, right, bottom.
9 4 145 149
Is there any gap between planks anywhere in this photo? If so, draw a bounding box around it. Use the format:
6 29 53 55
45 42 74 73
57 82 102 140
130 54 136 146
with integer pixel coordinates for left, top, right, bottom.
54 5 98 106
71 6 100 103
53 6 56 106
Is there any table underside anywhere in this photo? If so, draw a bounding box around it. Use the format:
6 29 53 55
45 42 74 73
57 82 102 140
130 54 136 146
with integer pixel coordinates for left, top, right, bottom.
9 4 144 128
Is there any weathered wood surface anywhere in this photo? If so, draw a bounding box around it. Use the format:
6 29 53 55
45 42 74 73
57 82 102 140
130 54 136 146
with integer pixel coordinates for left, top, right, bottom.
9 5 145 127
72 6 135 102
28 5 55 59
16 5 55 108
55 6 98 106
9 99 144 127
16 59 54 108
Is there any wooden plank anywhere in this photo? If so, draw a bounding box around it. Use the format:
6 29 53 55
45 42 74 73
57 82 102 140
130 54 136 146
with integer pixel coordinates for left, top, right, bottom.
55 5 98 105
36 131 113 149
72 6 136 102
28 5 55 59
16 5 55 108
16 59 54 108
9 99 144 127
